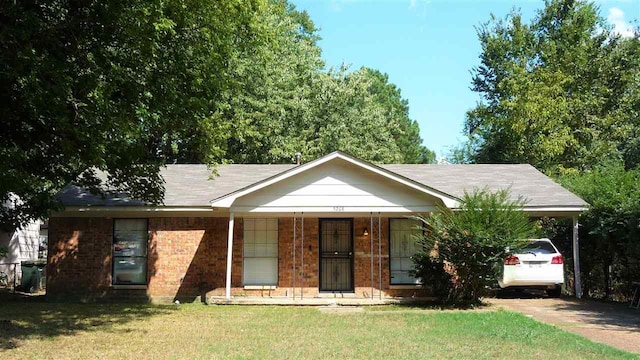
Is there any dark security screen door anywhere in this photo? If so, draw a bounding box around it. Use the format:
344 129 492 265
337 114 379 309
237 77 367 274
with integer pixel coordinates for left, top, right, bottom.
320 219 353 291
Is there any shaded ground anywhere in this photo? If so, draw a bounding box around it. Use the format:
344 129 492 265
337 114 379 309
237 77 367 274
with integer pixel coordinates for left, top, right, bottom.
489 292 640 354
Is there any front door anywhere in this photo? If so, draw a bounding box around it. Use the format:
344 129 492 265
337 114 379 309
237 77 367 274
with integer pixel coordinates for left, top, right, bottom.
319 219 353 292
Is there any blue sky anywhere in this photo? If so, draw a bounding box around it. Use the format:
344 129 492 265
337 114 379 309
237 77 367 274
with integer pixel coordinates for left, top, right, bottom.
291 0 640 158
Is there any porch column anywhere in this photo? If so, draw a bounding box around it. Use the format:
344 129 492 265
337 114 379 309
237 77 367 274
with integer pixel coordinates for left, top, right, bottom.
225 212 235 300
573 216 582 299
378 212 382 299
370 212 374 300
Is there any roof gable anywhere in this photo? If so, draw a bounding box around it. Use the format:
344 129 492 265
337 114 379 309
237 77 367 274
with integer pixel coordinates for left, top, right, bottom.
230 157 445 213
210 151 459 208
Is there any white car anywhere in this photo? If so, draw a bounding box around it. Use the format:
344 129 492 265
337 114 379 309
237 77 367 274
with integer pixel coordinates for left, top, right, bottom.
498 238 564 297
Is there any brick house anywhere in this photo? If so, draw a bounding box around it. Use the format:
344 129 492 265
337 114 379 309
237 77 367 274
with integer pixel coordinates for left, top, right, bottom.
48 152 587 302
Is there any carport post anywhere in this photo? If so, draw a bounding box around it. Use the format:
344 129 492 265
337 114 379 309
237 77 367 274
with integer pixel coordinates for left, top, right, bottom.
225 212 235 300
573 216 582 299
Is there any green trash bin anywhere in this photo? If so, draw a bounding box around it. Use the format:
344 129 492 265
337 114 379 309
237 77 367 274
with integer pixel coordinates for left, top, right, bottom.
21 260 46 293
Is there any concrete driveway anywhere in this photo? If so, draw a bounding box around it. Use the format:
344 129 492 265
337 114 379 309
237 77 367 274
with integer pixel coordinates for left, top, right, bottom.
488 294 640 354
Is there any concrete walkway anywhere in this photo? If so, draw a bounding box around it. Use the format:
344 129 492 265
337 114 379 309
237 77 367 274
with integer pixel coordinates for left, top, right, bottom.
488 297 640 354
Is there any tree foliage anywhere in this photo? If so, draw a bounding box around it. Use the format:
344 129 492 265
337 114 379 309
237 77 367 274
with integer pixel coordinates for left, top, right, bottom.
0 0 266 230
459 0 639 173
217 1 434 164
557 163 640 299
413 189 538 302
0 0 434 229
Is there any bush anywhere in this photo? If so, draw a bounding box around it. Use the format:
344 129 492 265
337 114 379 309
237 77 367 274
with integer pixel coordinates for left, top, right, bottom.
0 246 6 259
411 252 452 300
413 188 538 303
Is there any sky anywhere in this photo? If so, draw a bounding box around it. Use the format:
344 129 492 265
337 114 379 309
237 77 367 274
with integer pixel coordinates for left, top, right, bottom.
290 0 640 158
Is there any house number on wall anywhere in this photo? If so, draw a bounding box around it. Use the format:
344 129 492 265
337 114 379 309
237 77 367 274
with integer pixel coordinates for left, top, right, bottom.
333 206 344 212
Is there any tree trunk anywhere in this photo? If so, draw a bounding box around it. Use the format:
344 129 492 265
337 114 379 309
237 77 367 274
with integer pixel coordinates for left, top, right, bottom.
603 261 611 300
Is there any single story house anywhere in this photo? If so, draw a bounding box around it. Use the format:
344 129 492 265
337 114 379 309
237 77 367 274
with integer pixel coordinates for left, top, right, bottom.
48 151 588 302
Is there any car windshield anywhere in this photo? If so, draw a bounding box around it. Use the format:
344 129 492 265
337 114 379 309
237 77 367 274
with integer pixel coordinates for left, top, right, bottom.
518 241 557 254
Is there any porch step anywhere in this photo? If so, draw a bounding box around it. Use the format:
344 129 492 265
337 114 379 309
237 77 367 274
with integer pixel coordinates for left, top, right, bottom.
315 292 357 299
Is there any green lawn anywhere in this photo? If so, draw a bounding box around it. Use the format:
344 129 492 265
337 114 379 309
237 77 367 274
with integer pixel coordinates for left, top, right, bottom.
0 303 635 359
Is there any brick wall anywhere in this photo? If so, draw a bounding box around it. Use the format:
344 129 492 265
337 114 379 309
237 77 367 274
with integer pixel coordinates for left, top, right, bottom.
146 217 242 302
47 217 113 300
47 217 243 302
47 216 428 302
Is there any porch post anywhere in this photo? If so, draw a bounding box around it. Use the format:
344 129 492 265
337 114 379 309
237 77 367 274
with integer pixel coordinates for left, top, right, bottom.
370 212 374 299
225 212 235 300
293 212 296 300
301 212 304 300
573 216 582 299
378 212 382 300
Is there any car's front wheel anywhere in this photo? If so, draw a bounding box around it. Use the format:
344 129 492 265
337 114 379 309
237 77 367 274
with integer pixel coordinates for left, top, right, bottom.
546 286 562 298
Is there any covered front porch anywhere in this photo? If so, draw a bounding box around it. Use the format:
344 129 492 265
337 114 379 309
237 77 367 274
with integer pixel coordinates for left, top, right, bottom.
220 213 429 301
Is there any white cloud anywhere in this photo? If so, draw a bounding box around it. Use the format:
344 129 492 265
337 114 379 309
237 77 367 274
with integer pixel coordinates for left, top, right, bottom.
607 7 635 38
409 0 416 9
329 0 342 12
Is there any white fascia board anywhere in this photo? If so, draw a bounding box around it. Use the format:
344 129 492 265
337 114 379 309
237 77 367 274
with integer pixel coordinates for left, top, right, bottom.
449 206 588 217
62 206 215 212
51 206 224 217
521 206 589 217
211 152 459 208
522 206 588 212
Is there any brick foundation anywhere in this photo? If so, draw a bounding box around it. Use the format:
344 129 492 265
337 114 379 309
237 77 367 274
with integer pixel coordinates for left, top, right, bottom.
47 216 429 302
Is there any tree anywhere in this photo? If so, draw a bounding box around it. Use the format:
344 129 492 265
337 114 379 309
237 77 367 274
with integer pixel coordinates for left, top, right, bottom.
558 163 640 299
217 2 435 165
413 188 538 302
219 0 324 164
362 68 435 164
0 0 266 230
0 0 437 230
462 0 638 173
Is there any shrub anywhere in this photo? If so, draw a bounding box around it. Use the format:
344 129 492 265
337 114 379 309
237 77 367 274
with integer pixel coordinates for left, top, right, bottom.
411 252 452 300
413 188 538 303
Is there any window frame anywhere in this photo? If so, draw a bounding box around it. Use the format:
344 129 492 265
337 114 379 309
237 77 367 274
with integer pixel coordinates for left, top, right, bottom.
388 218 424 285
111 218 149 286
242 218 279 286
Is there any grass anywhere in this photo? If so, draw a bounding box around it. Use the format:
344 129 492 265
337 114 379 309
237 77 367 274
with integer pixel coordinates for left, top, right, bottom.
0 303 636 359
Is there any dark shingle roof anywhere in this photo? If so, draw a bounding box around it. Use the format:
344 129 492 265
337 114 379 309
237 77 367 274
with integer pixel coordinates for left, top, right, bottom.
56 164 296 207
56 162 586 208
379 164 586 208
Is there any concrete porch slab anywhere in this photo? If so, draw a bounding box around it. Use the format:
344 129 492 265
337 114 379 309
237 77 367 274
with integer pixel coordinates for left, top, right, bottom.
207 296 436 306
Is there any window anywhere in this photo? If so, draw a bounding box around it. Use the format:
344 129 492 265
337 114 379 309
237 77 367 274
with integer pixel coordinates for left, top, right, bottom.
389 218 422 285
243 219 278 286
520 241 558 255
113 219 148 285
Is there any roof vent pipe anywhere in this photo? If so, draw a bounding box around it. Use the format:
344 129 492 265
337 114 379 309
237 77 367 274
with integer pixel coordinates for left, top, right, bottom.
295 152 302 165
